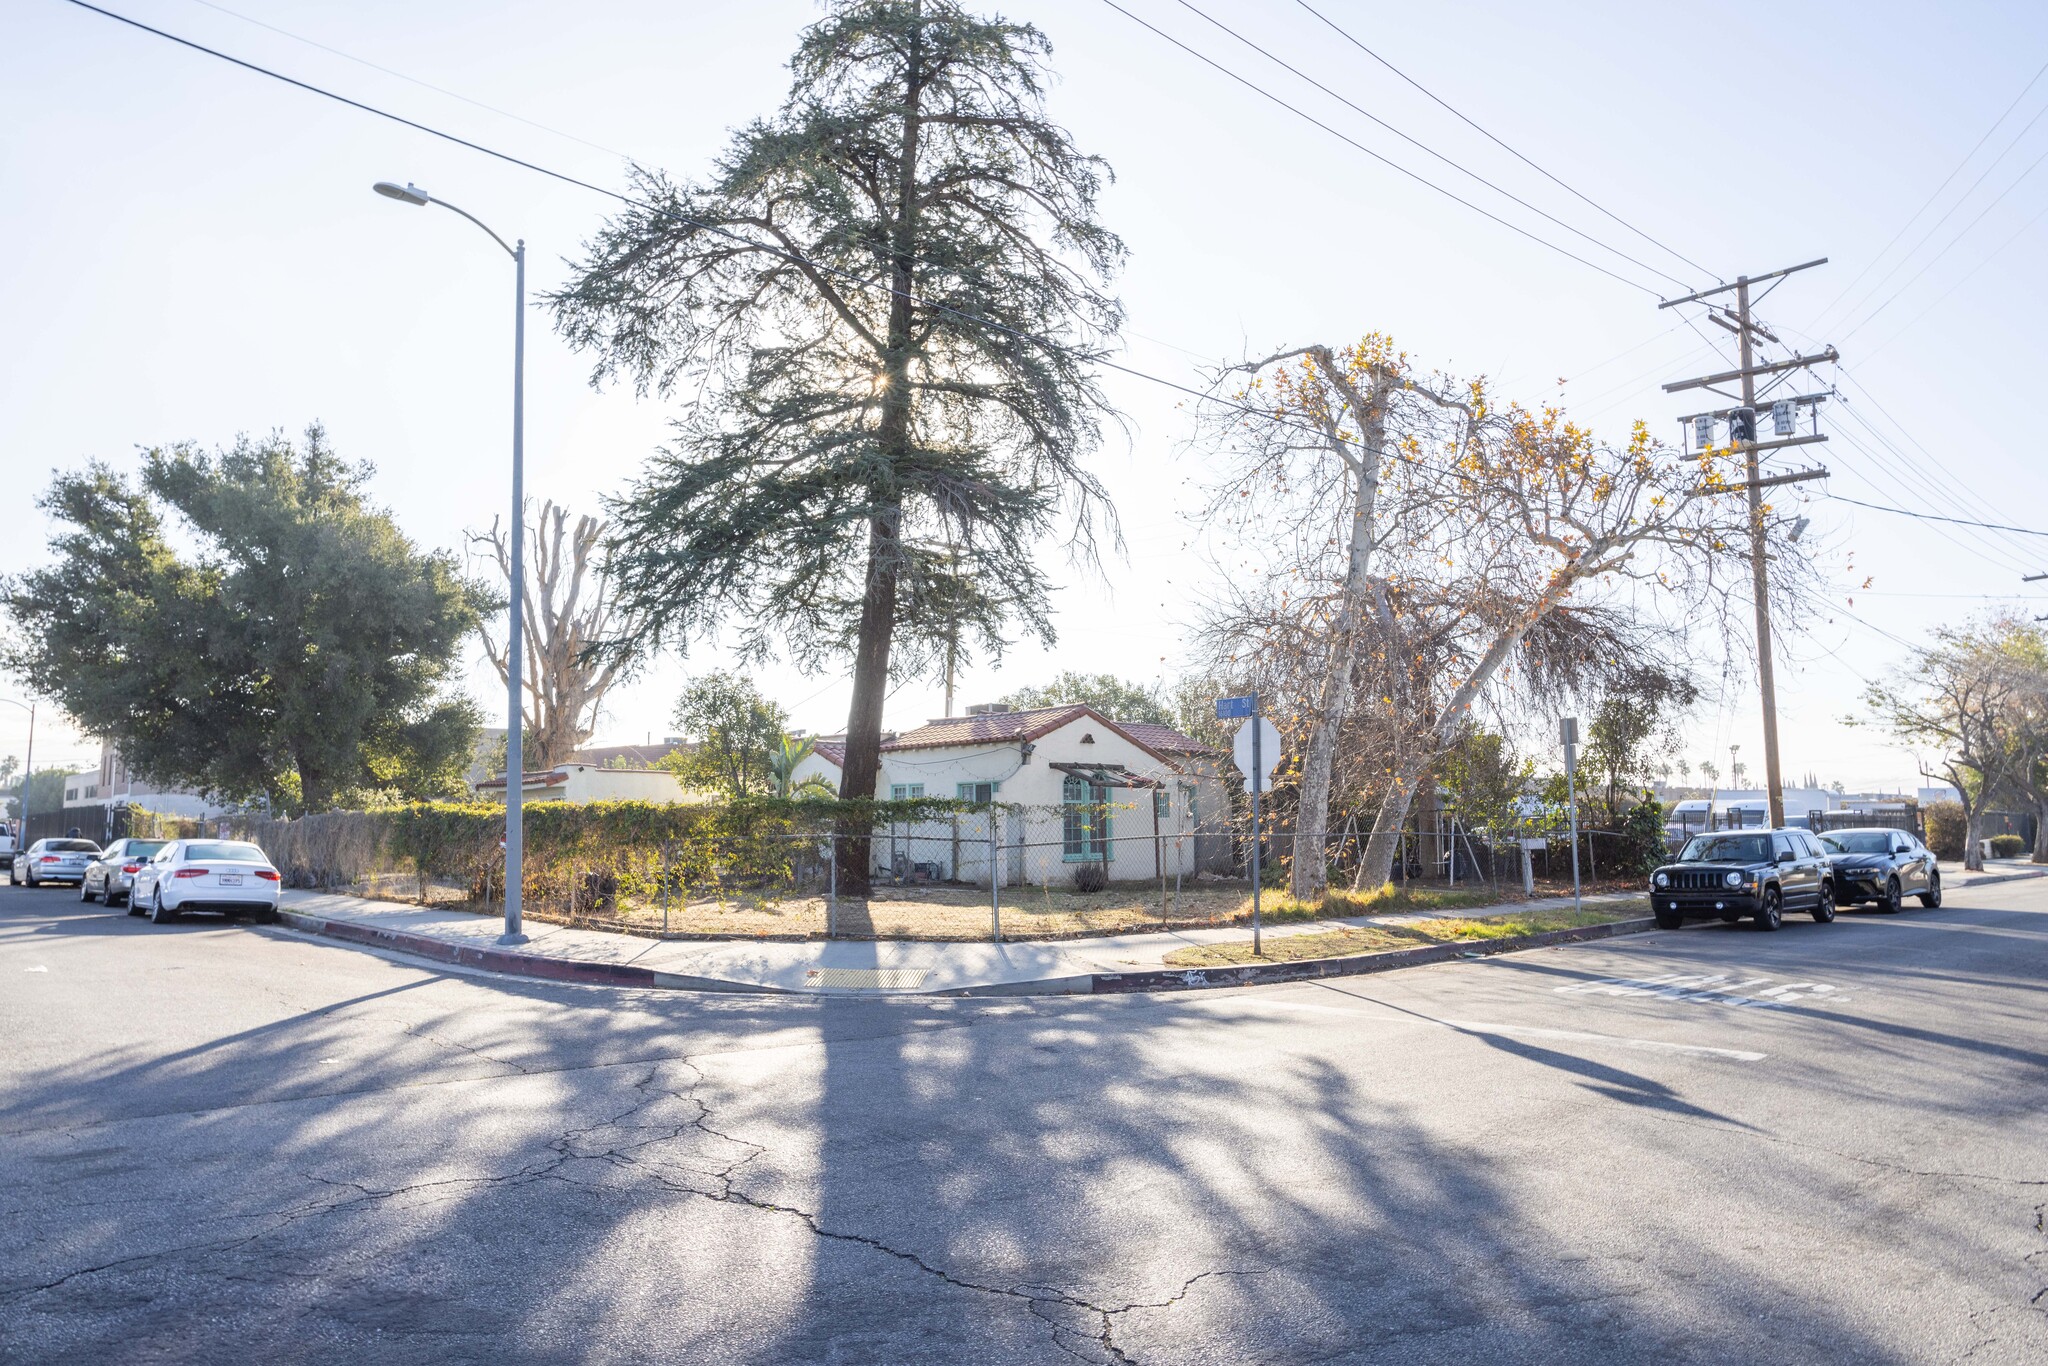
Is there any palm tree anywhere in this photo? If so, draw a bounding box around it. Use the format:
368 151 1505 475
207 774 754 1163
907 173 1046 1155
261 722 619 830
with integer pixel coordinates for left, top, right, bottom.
770 735 835 799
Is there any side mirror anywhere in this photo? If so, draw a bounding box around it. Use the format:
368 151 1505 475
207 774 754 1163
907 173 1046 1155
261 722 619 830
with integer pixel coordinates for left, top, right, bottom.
1777 850 1794 864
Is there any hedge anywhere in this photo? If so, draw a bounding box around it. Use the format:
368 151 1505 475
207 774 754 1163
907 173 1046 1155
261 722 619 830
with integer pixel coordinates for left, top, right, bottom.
226 795 1077 911
1923 802 1966 861
1988 833 2027 859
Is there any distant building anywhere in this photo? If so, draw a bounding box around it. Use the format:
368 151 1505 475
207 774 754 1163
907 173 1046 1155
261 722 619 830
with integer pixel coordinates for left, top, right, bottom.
63 740 227 824
475 762 691 806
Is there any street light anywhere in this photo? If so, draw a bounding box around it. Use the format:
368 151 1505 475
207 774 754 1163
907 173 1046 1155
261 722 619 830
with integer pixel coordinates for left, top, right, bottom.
0 698 32 842
374 179 529 944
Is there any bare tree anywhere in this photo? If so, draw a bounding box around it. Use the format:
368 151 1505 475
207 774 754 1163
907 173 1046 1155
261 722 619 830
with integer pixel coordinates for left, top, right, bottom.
1859 618 2029 873
1198 339 1798 899
474 501 646 772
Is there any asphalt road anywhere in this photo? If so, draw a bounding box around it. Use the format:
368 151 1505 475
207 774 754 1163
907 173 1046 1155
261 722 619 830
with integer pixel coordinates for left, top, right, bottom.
3 876 2044 1365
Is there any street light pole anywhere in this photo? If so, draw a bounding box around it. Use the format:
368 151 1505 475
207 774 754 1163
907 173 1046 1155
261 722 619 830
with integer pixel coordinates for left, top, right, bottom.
373 180 528 943
1 698 32 842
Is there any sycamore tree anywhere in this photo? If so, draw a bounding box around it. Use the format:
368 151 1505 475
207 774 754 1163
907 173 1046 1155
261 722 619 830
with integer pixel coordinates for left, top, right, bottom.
1 429 484 813
998 671 1173 725
1200 339 1794 900
549 0 1122 896
1860 615 2041 871
472 500 648 770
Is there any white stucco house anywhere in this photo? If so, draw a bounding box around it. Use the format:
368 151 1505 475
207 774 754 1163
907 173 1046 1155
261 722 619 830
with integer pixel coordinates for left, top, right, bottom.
792 704 1236 886
475 762 690 806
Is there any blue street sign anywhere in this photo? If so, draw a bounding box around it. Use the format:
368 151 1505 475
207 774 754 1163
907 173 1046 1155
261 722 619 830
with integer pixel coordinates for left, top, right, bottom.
1215 694 1256 719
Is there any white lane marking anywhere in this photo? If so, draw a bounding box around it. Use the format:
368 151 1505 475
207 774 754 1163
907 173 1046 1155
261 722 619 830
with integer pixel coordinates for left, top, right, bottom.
1441 1019 1767 1061
1554 973 1852 1007
24 965 48 973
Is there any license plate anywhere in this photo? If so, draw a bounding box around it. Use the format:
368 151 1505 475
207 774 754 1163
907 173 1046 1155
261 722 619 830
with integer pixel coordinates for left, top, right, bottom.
219 874 243 886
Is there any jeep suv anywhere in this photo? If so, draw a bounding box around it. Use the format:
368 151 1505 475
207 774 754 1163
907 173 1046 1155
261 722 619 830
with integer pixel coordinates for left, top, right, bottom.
1649 827 1835 931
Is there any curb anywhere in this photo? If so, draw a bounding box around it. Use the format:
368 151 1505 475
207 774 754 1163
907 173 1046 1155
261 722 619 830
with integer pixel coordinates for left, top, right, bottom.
1086 917 1660 994
279 907 1660 998
276 909 764 994
1954 868 2048 890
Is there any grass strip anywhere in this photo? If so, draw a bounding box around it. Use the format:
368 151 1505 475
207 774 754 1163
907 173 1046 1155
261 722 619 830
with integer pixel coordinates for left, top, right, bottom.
1162 905 1633 968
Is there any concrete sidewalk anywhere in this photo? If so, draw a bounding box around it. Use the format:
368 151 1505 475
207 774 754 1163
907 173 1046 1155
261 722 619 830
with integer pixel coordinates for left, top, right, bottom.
277 885 1641 997
279 862 2042 997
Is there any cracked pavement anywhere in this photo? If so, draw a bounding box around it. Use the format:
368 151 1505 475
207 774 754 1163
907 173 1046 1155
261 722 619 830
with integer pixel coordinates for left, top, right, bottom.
3 877 2045 1363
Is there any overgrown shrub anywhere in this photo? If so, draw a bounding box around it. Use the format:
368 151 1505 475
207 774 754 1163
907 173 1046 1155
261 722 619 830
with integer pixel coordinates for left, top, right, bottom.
1071 862 1107 894
1989 833 2026 858
1615 792 1669 877
224 794 1048 913
1923 802 1966 860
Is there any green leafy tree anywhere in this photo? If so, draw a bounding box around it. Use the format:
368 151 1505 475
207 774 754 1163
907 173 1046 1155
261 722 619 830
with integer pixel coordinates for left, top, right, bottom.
548 0 1123 895
1439 727 1534 836
1 427 485 813
999 671 1172 725
1582 663 1698 819
3 767 83 824
664 672 788 798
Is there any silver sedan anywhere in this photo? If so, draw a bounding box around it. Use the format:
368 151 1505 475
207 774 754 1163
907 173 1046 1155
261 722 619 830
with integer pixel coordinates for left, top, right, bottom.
80 838 170 906
6 838 103 887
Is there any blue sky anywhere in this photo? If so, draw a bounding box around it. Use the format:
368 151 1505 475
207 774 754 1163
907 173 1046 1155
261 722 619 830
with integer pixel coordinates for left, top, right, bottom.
5 0 2046 790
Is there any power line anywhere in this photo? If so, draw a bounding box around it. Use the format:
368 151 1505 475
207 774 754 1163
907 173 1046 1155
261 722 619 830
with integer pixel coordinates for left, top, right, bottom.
1838 133 2048 342
1825 492 2048 539
1163 0 1695 290
1288 0 1717 283
1092 0 1667 297
1860 192 2048 361
178 0 630 160
1825 85 2048 338
1807 55 2048 335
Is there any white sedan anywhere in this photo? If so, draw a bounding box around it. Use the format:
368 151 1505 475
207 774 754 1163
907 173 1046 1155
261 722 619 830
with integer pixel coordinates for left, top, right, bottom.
130 839 283 924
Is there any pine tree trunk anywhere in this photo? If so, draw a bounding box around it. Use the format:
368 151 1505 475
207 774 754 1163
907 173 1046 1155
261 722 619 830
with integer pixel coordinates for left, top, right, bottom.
834 11 925 902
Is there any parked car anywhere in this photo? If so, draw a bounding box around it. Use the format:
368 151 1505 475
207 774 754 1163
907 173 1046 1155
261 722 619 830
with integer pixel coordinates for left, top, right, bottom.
1818 827 1941 912
1649 827 1835 931
0 826 17 863
129 838 282 924
79 838 170 906
6 838 103 887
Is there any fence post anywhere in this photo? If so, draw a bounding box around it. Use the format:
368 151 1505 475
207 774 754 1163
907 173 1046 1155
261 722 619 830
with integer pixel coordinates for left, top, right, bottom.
661 840 671 937
989 806 1000 943
827 834 837 939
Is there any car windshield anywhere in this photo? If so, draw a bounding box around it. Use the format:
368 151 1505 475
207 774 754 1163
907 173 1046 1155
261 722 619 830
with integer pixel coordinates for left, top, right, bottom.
48 840 100 852
1679 834 1769 863
1820 832 1892 855
182 841 269 863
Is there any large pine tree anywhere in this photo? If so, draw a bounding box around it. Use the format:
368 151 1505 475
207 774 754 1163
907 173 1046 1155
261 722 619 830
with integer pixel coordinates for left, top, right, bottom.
549 0 1123 896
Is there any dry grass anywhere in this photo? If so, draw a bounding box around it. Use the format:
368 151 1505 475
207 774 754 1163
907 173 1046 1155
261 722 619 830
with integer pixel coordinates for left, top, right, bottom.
1162 905 1635 967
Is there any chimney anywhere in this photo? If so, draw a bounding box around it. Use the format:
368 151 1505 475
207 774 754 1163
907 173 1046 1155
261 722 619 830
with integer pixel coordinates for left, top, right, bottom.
965 703 1013 716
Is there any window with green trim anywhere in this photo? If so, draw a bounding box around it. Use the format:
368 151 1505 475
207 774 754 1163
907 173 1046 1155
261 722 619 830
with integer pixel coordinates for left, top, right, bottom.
889 783 924 800
1153 789 1170 820
956 781 997 803
1062 775 1109 860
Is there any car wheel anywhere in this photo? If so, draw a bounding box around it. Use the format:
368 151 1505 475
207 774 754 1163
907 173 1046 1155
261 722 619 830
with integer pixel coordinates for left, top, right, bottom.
80 878 98 903
126 892 144 918
148 888 177 924
1879 876 1902 914
23 867 38 888
1754 888 1783 931
1811 881 1836 923
1919 872 1942 909
1654 906 1684 930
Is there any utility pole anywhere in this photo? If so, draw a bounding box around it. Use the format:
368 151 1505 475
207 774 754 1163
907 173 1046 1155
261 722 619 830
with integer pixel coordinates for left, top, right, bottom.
1661 259 1838 830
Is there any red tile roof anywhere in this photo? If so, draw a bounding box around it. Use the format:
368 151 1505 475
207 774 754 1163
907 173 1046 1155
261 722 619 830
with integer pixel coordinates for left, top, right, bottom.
1116 722 1215 755
805 707 1206 767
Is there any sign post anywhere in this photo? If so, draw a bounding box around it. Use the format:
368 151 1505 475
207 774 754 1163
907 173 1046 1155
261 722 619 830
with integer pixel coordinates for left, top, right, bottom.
1561 717 1583 916
1219 694 1278 956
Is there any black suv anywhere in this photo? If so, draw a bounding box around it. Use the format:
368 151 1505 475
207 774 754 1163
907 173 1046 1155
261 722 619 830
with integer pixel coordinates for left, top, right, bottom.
1817 827 1941 913
1650 827 1835 931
